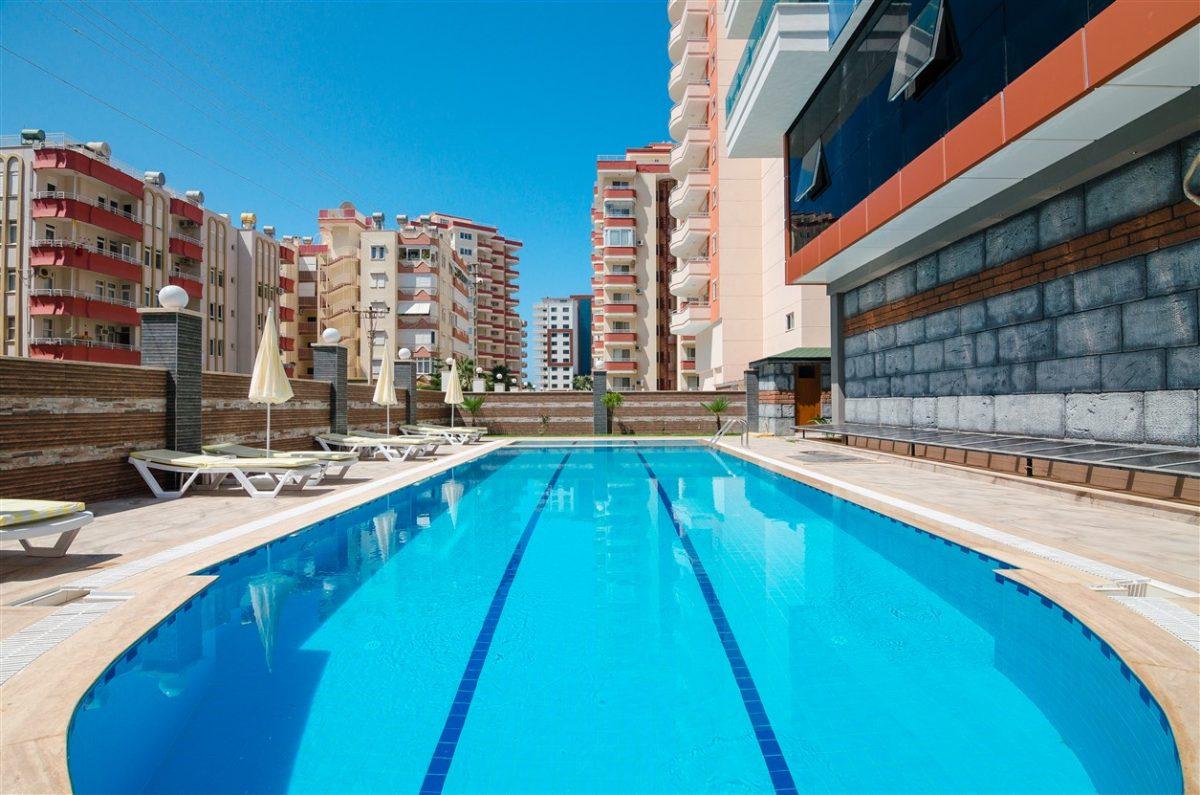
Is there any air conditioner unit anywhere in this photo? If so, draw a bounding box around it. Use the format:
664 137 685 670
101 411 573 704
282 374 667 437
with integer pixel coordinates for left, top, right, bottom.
636 239 645 246
35 267 50 278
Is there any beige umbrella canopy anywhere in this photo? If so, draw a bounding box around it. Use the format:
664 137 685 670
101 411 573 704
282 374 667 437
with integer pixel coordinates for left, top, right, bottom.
373 340 398 432
443 357 464 428
248 307 293 451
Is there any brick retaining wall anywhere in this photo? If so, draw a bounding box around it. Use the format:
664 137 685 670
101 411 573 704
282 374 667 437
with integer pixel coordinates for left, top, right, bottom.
202 372 335 452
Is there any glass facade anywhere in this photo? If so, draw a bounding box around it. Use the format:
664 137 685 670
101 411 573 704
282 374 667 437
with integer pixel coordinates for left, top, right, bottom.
786 0 1117 255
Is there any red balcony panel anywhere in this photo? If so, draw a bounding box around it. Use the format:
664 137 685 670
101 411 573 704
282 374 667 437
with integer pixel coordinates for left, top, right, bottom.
32 197 141 239
279 305 296 322
278 276 296 292
33 148 142 195
298 244 328 255
604 246 637 257
279 336 295 352
604 274 637 286
169 236 203 261
603 188 637 200
29 341 140 365
284 364 296 377
279 246 296 264
606 361 637 372
605 303 637 314
31 243 142 282
169 197 204 225
169 274 204 299
605 217 636 228
606 332 637 343
29 294 141 325
681 360 697 370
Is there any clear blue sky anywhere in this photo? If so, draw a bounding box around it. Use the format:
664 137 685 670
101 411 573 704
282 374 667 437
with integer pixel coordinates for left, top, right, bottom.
0 0 672 327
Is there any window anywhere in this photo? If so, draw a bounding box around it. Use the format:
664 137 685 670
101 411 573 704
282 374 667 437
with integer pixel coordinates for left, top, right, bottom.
209 303 216 320
44 224 56 240
370 272 388 288
785 312 795 331
218 305 224 321
95 282 105 299
459 247 473 256
208 338 215 356
155 252 163 270
414 275 434 289
458 232 473 241
370 245 387 260
5 221 15 244
604 228 634 247
5 316 14 341
144 250 151 268
888 0 956 102
120 284 131 303
144 287 152 305
5 271 15 292
370 300 387 312
416 357 433 374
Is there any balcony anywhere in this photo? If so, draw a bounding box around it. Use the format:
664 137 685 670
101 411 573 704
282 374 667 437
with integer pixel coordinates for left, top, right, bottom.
279 305 296 322
669 81 711 140
669 126 710 179
29 337 140 365
279 276 296 293
169 233 203 262
604 332 637 345
169 197 203 225
669 38 710 101
603 302 637 317
606 360 638 373
603 246 637 262
669 1 707 61
30 239 142 282
279 246 295 264
33 148 142 196
669 256 711 297
680 359 698 372
596 155 636 175
28 288 140 326
169 268 204 299
669 168 710 218
669 212 711 259
670 300 713 335
602 274 637 291
279 336 295 352
32 192 141 239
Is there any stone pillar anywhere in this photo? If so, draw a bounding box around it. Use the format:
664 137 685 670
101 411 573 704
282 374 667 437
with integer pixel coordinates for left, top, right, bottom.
313 344 348 434
744 368 759 434
472 378 486 393
592 369 608 435
829 292 845 425
139 307 202 452
395 359 416 426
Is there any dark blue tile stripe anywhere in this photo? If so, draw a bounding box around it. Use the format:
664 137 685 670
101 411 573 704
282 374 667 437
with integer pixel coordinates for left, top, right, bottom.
635 451 798 795
419 452 571 794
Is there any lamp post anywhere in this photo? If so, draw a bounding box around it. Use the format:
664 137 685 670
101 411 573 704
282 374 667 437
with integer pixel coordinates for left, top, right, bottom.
355 303 388 385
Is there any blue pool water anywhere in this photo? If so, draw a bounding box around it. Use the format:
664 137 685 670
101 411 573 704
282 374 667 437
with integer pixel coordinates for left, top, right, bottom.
68 444 1183 794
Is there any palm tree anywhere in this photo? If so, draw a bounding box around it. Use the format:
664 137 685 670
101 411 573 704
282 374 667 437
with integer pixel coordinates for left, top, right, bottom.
700 396 731 432
602 391 624 434
461 395 485 427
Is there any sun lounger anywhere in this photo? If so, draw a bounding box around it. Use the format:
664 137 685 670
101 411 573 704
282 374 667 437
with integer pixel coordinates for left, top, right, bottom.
202 443 360 481
399 424 484 445
0 499 93 557
349 430 442 456
130 449 324 499
316 433 439 462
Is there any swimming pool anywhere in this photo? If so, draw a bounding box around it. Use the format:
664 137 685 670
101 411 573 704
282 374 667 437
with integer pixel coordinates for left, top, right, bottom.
68 444 1183 793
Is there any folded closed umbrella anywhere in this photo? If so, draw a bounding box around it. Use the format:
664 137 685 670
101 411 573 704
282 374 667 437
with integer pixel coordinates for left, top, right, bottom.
373 339 398 432
248 308 293 451
443 357 463 428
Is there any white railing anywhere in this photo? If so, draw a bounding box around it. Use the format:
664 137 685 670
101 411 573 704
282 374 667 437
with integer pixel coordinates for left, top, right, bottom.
28 287 138 308
29 238 142 266
169 266 202 281
31 336 138 351
711 417 749 447
171 228 202 245
32 191 142 223
4 133 143 181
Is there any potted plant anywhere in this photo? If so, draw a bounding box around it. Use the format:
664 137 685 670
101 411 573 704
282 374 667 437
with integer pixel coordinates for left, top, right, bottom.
700 396 731 432
602 391 624 434
461 395 485 427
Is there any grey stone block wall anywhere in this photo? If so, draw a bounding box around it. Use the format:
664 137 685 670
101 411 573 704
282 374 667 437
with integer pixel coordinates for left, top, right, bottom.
592 370 608 434
395 360 417 426
745 370 760 433
140 310 202 453
839 133 1200 447
313 345 348 434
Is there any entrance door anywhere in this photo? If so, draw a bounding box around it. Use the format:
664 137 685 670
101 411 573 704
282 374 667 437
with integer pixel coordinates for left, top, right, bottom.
794 364 821 425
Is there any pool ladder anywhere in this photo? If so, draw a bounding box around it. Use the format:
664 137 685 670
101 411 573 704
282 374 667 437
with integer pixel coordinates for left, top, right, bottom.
711 417 749 447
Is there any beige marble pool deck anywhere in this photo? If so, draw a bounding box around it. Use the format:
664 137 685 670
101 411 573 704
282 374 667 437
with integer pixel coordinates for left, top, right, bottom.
1 435 1197 793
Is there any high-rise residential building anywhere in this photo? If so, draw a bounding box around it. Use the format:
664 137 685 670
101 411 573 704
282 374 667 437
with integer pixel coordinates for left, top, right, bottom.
723 0 1200 445
665 0 831 392
590 143 678 391
304 203 523 382
0 131 288 374
529 294 592 391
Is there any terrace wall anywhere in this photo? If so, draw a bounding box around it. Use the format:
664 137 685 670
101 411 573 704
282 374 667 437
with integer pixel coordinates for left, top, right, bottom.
839 134 1200 447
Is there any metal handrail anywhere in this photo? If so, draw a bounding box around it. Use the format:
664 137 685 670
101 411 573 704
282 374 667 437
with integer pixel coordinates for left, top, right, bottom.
32 191 142 223
711 417 749 447
31 336 138 351
29 238 142 266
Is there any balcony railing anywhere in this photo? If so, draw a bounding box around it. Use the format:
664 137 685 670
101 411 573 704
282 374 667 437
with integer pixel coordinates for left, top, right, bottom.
172 228 202 245
31 337 138 351
29 287 138 308
33 191 141 223
30 238 141 266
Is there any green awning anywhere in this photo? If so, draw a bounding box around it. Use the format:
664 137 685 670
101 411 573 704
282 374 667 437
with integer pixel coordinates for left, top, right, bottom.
750 347 831 367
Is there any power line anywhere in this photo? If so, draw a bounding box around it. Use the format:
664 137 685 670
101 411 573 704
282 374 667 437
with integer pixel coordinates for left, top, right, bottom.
70 0 359 198
0 44 308 212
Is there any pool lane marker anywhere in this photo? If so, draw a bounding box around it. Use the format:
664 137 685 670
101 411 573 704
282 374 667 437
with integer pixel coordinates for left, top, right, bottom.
635 452 798 795
420 452 572 794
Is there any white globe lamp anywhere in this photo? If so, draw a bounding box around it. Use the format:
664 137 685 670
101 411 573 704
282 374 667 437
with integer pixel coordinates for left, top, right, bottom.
398 347 412 361
321 328 341 344
157 285 188 309
445 356 454 366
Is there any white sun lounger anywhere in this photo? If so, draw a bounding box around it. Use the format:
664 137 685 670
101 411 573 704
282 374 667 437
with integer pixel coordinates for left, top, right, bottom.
316 433 438 462
349 430 442 456
203 443 360 481
399 424 483 445
130 449 324 499
0 499 93 557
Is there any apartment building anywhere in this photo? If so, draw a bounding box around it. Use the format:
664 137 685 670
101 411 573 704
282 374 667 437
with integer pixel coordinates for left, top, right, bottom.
305 203 523 382
666 0 830 392
529 294 592 391
724 0 1200 446
590 143 678 391
0 131 292 375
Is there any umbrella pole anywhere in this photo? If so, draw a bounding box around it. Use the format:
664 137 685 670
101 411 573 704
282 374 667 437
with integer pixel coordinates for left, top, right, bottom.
266 404 271 452
386 404 391 433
